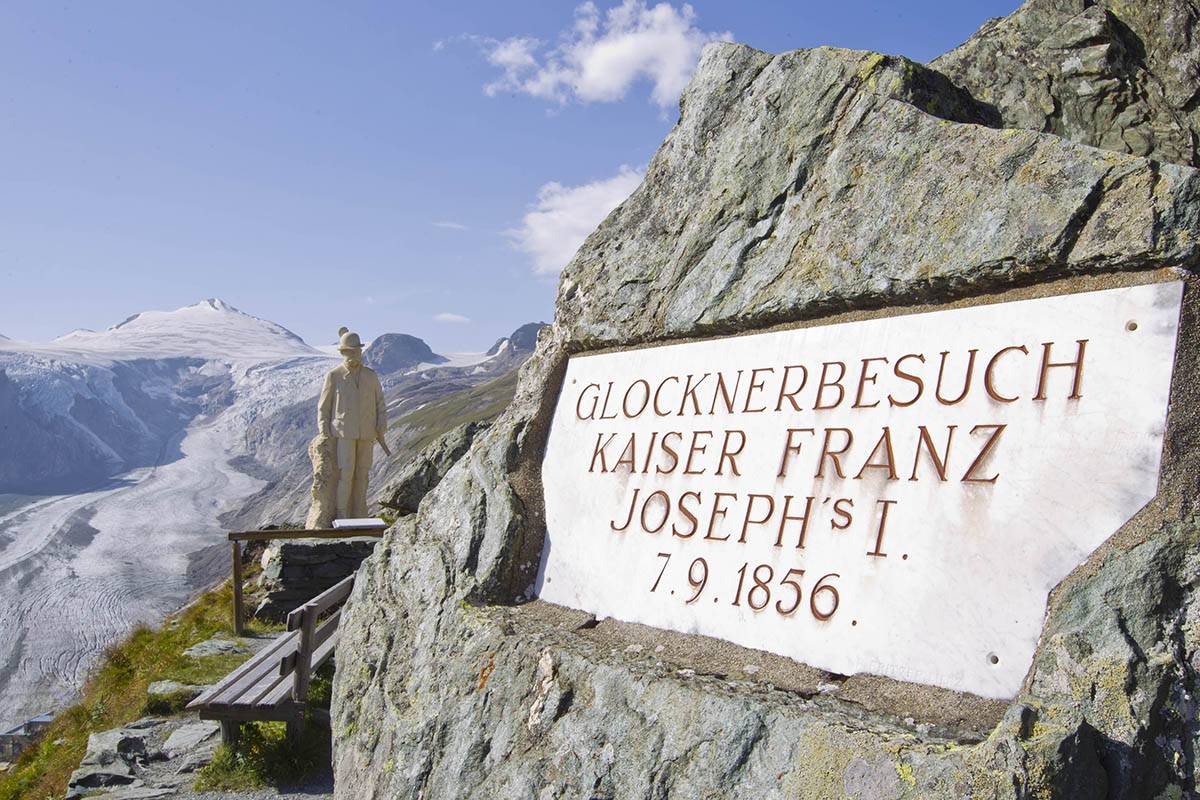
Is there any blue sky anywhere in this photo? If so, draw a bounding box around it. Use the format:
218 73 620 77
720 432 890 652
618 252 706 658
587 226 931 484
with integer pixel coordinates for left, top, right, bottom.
0 0 1019 352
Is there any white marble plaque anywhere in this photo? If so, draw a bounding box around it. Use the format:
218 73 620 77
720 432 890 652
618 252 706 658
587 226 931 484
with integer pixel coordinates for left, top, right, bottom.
536 282 1183 698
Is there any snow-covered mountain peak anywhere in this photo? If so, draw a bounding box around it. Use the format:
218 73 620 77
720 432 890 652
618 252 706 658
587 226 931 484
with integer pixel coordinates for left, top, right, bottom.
16 300 328 364
197 298 238 313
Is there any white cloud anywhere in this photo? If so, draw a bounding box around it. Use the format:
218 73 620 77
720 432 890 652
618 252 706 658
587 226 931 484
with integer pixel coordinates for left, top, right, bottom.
432 221 468 230
475 1 731 107
509 164 643 274
483 36 541 96
434 312 471 324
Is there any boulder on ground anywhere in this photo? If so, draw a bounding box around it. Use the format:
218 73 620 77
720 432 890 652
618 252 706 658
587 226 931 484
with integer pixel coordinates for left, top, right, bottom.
66 727 146 799
64 717 223 797
160 720 219 760
144 681 207 715
181 637 249 659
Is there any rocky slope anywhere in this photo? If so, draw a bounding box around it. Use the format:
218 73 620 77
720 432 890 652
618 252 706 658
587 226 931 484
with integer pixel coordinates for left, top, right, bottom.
330 1 1200 797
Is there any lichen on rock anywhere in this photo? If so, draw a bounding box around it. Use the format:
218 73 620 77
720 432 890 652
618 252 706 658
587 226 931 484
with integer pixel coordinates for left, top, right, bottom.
330 1 1200 797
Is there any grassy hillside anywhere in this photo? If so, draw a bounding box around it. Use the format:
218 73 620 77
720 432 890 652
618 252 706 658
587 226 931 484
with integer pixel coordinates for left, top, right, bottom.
387 367 519 458
0 577 269 799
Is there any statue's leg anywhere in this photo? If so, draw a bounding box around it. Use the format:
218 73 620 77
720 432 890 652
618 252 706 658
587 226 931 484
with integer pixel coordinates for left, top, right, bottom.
335 437 356 519
351 438 374 518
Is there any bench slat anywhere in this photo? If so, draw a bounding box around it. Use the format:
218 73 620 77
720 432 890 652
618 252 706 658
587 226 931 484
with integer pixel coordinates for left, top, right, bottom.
227 660 293 709
187 631 300 709
191 631 300 709
209 663 287 709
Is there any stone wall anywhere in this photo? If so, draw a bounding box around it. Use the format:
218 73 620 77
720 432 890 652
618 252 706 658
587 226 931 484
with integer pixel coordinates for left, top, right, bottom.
330 1 1200 797
255 538 378 621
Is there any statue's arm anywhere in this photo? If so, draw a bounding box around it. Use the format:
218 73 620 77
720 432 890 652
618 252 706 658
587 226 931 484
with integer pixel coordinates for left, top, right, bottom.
317 372 334 436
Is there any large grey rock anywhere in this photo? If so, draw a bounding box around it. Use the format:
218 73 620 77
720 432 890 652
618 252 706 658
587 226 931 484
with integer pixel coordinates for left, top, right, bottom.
378 420 491 515
161 720 219 759
933 0 1200 167
181 636 249 659
331 2 1200 798
66 727 149 798
64 717 224 798
82 727 148 766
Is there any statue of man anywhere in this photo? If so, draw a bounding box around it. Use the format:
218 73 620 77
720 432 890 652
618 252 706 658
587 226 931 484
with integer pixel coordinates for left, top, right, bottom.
317 327 389 520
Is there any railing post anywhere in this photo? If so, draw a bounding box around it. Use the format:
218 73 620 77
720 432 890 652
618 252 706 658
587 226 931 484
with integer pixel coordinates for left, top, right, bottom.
294 607 317 703
231 539 244 636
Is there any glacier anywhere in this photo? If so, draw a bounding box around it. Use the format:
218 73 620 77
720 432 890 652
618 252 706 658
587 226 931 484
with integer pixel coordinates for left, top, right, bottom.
0 299 337 728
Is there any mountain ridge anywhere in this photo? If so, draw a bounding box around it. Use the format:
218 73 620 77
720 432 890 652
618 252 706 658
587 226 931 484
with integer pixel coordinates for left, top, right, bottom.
363 333 447 377
40 298 320 362
0 294 546 495
0 298 535 494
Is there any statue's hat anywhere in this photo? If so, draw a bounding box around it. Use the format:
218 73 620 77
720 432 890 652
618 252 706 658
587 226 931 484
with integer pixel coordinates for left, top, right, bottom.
337 327 363 352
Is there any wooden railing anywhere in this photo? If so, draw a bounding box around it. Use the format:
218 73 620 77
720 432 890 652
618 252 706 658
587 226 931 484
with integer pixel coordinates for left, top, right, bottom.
227 529 386 635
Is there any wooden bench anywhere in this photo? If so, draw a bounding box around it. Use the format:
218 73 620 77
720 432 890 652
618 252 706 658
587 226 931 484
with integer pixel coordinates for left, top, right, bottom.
187 574 354 747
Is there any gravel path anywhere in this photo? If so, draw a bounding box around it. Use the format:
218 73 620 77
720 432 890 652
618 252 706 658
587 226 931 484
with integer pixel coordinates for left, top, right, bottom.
180 774 334 799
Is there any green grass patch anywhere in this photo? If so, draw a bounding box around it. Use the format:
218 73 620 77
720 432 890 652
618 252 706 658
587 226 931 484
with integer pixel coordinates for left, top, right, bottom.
0 572 275 800
157 651 256 690
391 368 519 456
